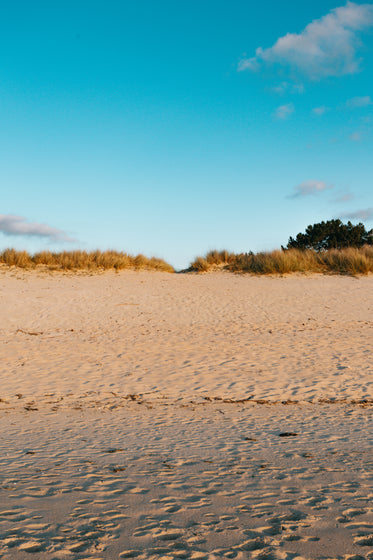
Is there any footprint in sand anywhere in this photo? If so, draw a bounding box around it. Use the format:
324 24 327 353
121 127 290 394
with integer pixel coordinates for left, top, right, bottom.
18 541 46 553
354 534 373 546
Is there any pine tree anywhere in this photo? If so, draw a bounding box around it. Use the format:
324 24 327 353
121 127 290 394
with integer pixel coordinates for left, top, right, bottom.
285 220 373 251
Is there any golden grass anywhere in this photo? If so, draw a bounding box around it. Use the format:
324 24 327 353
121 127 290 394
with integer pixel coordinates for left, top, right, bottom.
0 249 174 272
190 247 373 276
2 247 373 275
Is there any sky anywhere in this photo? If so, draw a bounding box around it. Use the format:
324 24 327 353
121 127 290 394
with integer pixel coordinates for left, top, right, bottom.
1 0 373 269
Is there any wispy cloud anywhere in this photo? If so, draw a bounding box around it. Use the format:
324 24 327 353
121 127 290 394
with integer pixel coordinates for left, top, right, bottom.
272 82 305 95
338 208 373 221
312 106 328 116
345 95 372 108
238 2 373 79
312 96 371 116
291 180 333 197
0 214 74 241
275 103 295 120
333 192 355 203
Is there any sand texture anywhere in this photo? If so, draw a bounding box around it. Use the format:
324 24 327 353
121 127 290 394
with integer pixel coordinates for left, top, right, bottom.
0 270 372 559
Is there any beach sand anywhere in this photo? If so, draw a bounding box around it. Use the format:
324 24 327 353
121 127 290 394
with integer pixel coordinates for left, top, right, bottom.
0 270 372 559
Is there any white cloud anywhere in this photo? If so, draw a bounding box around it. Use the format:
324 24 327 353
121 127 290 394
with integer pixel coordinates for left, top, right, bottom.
312 106 328 116
292 180 333 197
275 102 295 120
239 57 260 72
0 214 74 241
345 95 372 108
238 2 373 79
339 208 373 221
311 97 371 116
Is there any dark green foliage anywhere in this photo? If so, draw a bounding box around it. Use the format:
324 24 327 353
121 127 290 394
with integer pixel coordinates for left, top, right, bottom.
285 220 373 251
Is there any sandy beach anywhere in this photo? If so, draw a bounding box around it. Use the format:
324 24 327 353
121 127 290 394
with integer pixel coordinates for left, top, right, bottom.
0 270 372 559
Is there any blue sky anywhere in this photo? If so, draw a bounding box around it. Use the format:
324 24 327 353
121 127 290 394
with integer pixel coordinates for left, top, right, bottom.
1 1 372 269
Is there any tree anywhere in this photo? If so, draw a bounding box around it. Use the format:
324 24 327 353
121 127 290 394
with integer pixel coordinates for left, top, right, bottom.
285 219 373 251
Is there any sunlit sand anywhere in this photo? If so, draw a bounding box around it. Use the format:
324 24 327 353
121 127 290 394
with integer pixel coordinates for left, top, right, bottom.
0 270 372 559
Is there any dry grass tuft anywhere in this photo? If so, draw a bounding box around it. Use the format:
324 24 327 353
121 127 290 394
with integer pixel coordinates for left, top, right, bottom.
0 248 32 268
0 249 174 272
190 250 237 271
190 247 373 276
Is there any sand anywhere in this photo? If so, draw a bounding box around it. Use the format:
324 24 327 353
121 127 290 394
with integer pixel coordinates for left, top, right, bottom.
0 270 372 559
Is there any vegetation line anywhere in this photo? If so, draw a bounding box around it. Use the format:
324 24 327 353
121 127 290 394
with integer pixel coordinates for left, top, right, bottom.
1 221 373 275
1 246 373 275
189 247 373 275
190 220 373 276
0 249 174 272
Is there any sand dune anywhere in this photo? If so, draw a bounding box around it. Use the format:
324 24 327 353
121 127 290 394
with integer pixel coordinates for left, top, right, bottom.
0 270 372 559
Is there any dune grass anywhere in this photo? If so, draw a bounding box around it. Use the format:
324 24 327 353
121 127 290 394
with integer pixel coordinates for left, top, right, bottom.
190 247 373 276
2 247 373 275
0 249 174 272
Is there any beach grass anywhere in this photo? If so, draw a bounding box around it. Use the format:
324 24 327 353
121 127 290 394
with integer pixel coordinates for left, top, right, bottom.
0 249 174 272
2 246 373 275
190 246 373 275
